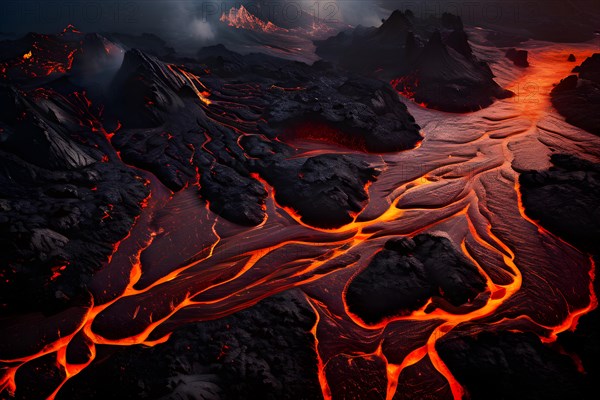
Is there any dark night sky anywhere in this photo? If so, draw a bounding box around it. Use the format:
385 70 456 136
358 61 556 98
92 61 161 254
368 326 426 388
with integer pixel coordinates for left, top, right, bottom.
1 1 599 47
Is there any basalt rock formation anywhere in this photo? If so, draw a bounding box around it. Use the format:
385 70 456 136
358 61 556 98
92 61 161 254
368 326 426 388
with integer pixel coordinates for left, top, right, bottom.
519 153 600 254
551 54 600 136
315 10 513 112
53 291 322 400
346 234 487 324
0 84 148 315
437 331 586 400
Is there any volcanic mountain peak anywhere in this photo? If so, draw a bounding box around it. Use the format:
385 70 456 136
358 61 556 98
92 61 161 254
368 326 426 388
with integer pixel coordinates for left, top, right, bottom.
61 24 81 34
108 49 212 129
112 48 205 98
444 29 473 59
220 6 287 33
377 9 413 37
58 24 83 43
425 30 445 49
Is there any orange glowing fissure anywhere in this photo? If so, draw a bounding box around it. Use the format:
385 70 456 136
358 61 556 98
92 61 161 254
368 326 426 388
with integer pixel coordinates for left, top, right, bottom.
168 64 212 106
315 217 591 399
302 172 595 400
3 161 595 399
341 204 522 396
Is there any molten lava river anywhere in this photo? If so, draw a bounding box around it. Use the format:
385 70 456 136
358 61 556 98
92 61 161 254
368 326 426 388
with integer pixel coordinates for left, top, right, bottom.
1 38 599 400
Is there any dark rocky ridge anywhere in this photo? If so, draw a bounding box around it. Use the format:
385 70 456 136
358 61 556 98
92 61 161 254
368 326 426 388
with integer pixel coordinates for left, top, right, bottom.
194 45 421 154
0 84 148 315
519 154 600 253
573 53 600 83
551 53 600 136
257 154 379 228
346 234 487 324
437 331 586 400
315 10 513 112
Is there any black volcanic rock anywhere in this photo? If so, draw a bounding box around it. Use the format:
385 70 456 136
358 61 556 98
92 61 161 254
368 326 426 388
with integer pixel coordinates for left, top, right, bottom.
108 49 253 201
70 33 114 74
404 31 513 112
553 74 578 91
267 76 422 152
109 49 193 129
346 235 486 324
441 12 464 31
196 44 246 76
314 10 416 75
551 54 600 136
437 331 586 400
404 31 418 59
574 53 600 83
200 163 267 226
315 11 513 112
519 154 600 253
57 291 323 400
0 86 95 170
377 10 413 40
518 151 600 396
258 154 379 228
445 29 473 59
505 48 529 67
0 85 148 314
558 253 600 394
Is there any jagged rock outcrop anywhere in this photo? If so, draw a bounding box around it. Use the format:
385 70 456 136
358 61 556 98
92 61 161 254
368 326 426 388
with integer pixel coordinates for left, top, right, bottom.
346 234 487 324
506 48 529 67
519 154 600 253
315 10 513 112
438 331 586 400
0 84 148 314
551 54 600 135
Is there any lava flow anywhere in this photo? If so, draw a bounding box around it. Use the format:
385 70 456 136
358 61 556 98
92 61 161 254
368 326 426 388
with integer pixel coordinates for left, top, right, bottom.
1 26 599 400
